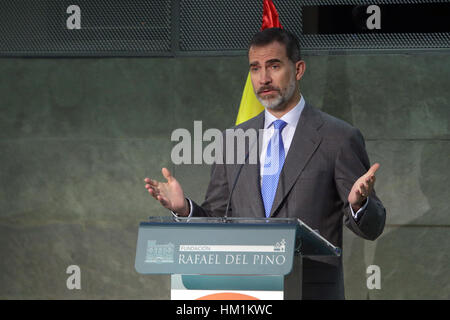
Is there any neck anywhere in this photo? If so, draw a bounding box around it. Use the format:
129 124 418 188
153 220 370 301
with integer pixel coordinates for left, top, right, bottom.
266 91 301 119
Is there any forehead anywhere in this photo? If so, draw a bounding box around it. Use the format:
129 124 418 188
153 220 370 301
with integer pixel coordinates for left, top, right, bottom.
248 41 288 64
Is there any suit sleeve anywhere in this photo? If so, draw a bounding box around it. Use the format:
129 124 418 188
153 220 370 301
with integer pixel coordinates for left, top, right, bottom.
190 160 231 218
334 128 386 241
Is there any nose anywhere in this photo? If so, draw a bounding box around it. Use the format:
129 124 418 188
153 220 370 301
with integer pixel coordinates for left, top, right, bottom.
259 68 272 85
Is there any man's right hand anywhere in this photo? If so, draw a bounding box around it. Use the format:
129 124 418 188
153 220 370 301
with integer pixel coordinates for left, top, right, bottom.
144 167 190 216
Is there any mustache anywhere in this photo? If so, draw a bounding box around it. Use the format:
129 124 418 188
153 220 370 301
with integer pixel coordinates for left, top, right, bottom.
257 86 280 94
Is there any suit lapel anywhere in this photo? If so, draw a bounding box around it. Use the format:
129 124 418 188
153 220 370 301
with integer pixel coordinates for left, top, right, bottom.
269 103 324 217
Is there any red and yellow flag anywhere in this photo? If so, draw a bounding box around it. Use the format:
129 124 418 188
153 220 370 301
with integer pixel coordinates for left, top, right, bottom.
235 0 283 125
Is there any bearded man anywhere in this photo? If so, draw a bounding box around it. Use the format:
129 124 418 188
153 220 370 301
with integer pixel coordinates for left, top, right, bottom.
144 28 386 300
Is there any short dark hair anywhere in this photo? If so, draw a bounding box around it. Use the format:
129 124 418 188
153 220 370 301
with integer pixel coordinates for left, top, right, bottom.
248 28 302 63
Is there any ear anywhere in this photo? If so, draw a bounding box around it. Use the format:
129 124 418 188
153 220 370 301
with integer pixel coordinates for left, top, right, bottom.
295 60 306 81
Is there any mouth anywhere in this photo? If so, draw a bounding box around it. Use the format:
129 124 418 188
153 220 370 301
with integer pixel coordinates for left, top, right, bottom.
259 89 279 96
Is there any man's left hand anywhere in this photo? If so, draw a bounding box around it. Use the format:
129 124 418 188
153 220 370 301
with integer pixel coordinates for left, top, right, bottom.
348 163 380 212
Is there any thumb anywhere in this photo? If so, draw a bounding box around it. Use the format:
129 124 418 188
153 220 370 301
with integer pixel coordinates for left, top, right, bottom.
367 163 380 176
161 167 174 182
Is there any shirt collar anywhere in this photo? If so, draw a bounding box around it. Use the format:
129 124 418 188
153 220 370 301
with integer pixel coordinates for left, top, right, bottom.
264 95 305 129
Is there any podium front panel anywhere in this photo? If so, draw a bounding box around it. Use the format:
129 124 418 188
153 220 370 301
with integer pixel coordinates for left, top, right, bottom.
135 217 297 275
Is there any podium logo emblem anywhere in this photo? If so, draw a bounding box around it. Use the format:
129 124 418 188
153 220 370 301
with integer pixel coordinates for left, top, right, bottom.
145 241 175 264
273 239 286 253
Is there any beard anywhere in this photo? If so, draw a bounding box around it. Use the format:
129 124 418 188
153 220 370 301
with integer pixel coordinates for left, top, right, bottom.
255 73 297 111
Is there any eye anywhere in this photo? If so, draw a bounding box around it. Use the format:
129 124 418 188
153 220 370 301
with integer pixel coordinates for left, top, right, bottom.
271 65 280 70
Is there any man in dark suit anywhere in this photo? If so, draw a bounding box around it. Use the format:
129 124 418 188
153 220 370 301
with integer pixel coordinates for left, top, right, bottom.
144 28 386 299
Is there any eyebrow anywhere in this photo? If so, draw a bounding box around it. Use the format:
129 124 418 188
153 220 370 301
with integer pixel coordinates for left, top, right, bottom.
249 58 282 67
266 59 282 65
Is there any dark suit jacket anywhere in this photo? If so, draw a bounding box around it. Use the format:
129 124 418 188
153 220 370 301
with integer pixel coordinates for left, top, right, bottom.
190 102 386 299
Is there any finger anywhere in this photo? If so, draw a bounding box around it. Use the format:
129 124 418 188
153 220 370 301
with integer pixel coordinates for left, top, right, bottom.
359 183 368 197
363 177 372 188
367 163 380 176
162 167 173 183
355 188 365 199
148 184 157 192
157 195 170 208
362 181 369 191
144 178 159 187
364 176 376 191
148 184 160 195
148 188 158 199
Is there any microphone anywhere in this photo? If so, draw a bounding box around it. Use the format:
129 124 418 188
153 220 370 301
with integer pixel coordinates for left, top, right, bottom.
224 161 246 220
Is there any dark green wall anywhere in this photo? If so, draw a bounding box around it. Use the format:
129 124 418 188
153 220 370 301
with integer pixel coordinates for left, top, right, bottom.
0 53 449 299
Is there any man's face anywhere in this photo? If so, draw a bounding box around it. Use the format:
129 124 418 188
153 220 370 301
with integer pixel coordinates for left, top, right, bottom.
248 41 301 111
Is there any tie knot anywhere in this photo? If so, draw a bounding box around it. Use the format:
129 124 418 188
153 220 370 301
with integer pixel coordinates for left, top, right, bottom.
272 119 287 131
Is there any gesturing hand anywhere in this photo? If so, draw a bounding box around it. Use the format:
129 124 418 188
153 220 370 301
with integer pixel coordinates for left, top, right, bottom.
144 168 190 216
348 163 380 212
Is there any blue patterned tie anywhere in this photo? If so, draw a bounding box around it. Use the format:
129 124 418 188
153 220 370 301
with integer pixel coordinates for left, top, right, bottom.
261 120 287 218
